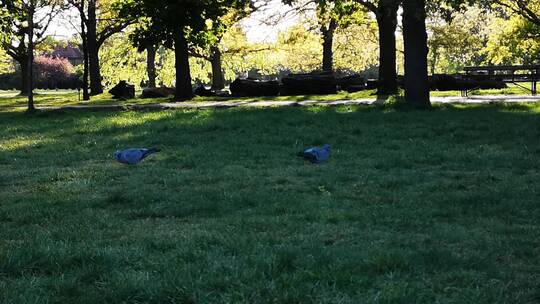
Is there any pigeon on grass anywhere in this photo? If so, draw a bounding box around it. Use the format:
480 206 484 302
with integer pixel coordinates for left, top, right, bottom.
114 147 161 165
298 144 331 163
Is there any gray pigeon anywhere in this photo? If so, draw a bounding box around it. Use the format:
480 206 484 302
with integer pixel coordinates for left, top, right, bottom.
114 147 160 165
298 144 331 163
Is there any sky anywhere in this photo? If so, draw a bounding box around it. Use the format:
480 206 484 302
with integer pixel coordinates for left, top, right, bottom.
240 0 300 43
47 0 299 44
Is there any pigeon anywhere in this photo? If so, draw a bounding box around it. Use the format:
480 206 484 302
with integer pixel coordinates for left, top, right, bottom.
114 147 161 165
298 144 331 163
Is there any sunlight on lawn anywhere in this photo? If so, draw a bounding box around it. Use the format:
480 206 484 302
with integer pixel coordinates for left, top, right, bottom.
1 103 538 303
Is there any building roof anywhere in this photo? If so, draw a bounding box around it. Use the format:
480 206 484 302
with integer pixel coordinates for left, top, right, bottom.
50 45 83 60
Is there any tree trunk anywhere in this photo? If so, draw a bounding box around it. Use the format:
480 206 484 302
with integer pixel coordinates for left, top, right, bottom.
210 46 224 91
430 49 437 75
86 0 102 95
322 33 333 72
321 19 337 72
146 45 157 88
402 0 431 109
80 2 90 101
174 31 193 101
19 56 29 95
26 2 35 112
376 1 399 95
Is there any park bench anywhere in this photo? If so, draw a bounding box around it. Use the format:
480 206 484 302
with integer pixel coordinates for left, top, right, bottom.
461 65 539 97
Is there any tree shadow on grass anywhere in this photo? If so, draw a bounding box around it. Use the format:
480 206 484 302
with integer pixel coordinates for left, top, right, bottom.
1 104 540 303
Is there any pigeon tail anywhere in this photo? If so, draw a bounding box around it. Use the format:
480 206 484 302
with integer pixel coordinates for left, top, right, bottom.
142 147 161 159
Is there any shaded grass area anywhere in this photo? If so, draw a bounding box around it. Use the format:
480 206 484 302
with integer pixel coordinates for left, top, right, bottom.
1 104 539 303
0 83 534 108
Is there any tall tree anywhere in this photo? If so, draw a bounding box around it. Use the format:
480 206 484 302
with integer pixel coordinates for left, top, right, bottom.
0 0 60 100
145 44 156 88
67 0 130 95
402 0 431 108
317 0 366 71
79 0 89 100
354 0 400 94
209 45 225 90
282 0 367 72
126 27 159 88
25 0 35 110
116 0 249 101
188 3 258 90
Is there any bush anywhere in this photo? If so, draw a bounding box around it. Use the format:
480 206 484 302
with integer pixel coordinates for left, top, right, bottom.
0 72 21 90
34 56 79 89
0 56 80 91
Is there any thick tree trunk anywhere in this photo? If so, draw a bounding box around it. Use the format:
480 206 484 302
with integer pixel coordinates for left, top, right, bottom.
19 57 29 95
403 0 431 108
210 46 224 91
321 19 337 72
376 1 399 95
86 0 102 95
146 45 157 88
174 31 193 101
80 4 90 101
26 3 35 112
322 34 334 72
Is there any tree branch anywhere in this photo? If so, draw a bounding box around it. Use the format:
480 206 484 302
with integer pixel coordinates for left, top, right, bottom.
354 0 377 13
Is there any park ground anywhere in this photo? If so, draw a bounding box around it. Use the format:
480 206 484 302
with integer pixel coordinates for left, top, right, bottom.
0 93 539 303
0 83 536 108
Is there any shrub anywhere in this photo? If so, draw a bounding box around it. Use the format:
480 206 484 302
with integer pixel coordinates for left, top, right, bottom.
34 56 79 89
0 57 80 90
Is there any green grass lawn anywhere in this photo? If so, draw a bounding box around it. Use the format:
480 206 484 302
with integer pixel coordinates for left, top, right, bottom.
1 103 539 303
0 90 379 108
0 83 534 108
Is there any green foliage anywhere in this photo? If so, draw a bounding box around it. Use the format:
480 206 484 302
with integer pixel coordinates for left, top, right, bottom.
483 0 540 27
99 32 148 88
333 21 379 73
427 3 539 73
98 32 213 88
276 24 322 72
0 48 13 74
315 0 368 29
115 0 250 49
427 6 493 73
86 0 540 88
220 25 276 79
35 36 68 54
484 16 540 65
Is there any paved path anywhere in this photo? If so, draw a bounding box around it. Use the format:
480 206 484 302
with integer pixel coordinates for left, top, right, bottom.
2 95 539 111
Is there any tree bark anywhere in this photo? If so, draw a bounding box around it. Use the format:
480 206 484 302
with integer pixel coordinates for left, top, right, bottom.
26 1 35 111
210 46 224 91
80 2 90 101
174 30 193 101
430 47 438 75
18 56 29 95
321 19 337 72
402 0 431 109
146 45 157 88
376 1 399 95
86 0 102 95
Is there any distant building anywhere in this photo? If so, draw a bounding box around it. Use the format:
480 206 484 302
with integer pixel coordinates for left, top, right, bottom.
49 45 83 66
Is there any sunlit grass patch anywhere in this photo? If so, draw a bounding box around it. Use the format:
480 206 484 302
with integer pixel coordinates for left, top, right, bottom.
0 104 539 303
